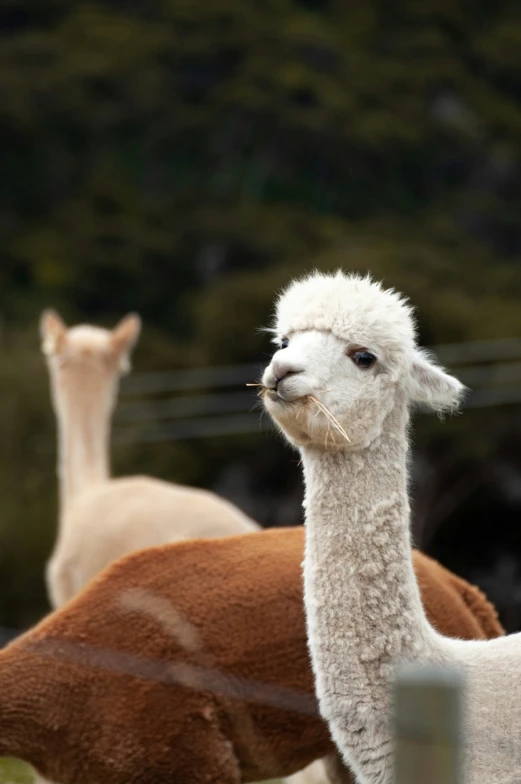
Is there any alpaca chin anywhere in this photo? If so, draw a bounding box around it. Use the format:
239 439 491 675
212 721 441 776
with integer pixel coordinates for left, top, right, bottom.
264 397 313 448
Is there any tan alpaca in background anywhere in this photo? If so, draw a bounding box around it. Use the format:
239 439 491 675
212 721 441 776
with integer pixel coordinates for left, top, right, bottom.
41 309 259 610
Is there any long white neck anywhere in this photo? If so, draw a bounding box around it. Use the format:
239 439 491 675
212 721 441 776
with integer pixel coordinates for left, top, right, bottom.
300 402 440 783
55 390 112 520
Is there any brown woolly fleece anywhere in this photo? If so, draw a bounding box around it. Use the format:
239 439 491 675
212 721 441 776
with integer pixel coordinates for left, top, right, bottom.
0 527 503 784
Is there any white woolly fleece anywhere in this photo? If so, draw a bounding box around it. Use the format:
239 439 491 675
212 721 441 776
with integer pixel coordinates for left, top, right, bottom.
263 270 521 784
273 270 417 368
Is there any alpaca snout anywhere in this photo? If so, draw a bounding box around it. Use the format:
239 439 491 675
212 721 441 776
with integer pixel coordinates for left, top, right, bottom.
261 366 278 391
272 357 305 384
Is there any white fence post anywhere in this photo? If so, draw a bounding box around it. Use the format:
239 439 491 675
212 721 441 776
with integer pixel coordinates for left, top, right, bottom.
393 663 465 784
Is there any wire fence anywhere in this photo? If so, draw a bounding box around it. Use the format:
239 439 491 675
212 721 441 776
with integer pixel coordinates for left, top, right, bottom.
0 340 517 780
114 337 521 444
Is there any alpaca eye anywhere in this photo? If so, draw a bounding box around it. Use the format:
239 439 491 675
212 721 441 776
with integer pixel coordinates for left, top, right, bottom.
351 350 376 369
281 338 289 349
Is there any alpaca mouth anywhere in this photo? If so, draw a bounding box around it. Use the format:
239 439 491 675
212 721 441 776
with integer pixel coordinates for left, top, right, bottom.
267 388 308 406
248 382 306 405
265 388 282 402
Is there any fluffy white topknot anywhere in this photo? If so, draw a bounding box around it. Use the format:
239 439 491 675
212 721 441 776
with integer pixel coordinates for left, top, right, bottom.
272 270 417 365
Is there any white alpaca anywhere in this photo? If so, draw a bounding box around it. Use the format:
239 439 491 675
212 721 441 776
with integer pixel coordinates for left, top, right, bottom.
41 309 259 609
261 270 521 784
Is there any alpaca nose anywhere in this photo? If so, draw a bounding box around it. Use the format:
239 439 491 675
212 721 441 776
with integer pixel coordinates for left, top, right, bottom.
272 359 303 386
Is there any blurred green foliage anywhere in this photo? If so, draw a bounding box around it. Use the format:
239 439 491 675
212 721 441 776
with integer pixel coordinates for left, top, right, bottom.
1 0 521 627
0 758 34 784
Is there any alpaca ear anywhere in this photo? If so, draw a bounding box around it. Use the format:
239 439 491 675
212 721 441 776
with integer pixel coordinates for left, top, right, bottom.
110 313 141 372
40 309 67 355
408 349 466 412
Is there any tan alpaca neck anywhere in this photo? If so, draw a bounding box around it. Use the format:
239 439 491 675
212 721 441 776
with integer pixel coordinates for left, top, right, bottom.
300 403 438 782
56 397 111 519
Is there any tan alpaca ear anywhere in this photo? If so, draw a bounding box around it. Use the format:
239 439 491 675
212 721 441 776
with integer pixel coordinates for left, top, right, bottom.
40 309 68 356
408 348 466 413
110 313 141 372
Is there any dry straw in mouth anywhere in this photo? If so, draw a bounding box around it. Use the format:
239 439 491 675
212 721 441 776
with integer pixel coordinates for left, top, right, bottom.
246 383 351 444
307 394 351 443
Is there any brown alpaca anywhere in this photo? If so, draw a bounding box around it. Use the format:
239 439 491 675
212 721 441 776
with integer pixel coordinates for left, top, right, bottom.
40 309 259 609
0 527 503 784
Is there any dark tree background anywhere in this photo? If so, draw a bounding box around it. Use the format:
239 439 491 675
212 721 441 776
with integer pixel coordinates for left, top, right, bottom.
2 0 521 631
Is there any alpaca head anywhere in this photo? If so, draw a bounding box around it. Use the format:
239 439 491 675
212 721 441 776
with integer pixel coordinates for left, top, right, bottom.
261 271 465 450
40 309 141 417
